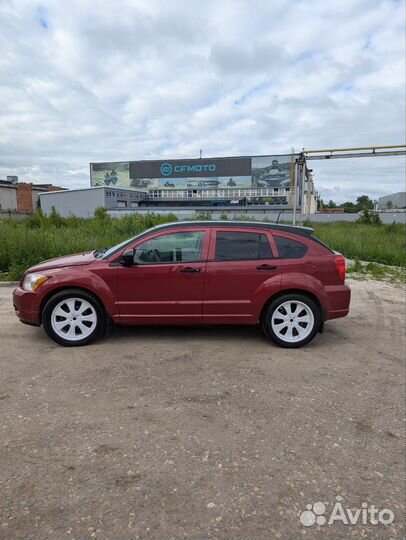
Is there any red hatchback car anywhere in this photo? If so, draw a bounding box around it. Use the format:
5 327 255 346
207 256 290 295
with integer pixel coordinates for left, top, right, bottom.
13 221 350 348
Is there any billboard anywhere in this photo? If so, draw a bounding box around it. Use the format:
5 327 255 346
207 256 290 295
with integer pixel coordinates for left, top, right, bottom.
129 176 253 190
90 155 294 191
252 155 293 189
129 157 251 179
90 162 130 187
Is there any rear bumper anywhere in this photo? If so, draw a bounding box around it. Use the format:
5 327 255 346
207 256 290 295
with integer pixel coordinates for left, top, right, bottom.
13 287 41 326
325 282 351 320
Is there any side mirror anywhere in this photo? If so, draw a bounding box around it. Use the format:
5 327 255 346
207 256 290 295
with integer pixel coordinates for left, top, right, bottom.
120 248 135 266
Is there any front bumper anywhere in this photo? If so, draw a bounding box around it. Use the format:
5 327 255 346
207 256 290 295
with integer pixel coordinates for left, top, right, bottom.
13 287 41 326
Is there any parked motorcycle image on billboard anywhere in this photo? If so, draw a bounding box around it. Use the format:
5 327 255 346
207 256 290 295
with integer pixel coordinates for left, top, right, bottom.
90 162 130 187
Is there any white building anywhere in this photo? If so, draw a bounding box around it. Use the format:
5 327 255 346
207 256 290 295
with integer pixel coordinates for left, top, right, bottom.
39 187 147 218
378 192 406 210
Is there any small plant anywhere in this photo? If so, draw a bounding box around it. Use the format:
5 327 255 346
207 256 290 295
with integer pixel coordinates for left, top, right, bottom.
94 206 111 222
365 262 386 278
48 206 66 228
26 208 46 229
352 258 363 273
356 209 382 226
385 221 397 234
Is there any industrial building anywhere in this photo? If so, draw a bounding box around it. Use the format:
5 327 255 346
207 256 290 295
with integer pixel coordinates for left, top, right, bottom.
0 176 64 214
378 192 406 210
39 186 147 217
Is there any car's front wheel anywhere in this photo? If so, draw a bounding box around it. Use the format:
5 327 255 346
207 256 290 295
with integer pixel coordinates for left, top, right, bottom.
261 293 321 348
42 289 106 346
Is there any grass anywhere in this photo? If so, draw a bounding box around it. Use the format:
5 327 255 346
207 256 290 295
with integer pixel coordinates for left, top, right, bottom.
0 209 179 280
347 258 405 282
309 221 405 268
0 209 405 281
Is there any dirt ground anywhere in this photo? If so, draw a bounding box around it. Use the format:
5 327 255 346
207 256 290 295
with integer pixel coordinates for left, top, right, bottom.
0 279 404 540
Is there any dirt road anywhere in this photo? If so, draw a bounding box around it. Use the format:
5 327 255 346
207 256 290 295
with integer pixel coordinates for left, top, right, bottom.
0 279 404 539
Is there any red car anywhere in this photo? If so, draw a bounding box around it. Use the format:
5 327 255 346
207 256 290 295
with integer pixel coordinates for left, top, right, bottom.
13 221 350 348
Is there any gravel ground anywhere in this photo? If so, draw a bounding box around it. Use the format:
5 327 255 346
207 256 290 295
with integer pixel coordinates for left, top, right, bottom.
0 279 404 540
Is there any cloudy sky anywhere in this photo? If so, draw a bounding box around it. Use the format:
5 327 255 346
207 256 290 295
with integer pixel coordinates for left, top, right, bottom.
0 0 404 202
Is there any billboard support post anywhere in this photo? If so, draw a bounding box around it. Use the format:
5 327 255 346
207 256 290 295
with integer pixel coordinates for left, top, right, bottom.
292 161 298 225
299 161 305 223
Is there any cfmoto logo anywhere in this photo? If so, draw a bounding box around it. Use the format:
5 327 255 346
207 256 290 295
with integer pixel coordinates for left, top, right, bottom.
160 163 173 176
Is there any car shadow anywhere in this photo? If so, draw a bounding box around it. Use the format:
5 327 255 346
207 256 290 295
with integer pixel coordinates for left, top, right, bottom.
108 323 267 344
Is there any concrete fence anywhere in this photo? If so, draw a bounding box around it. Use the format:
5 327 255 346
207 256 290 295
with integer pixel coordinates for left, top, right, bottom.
108 208 406 224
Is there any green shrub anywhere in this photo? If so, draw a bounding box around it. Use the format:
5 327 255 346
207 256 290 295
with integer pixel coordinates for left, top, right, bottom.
356 209 382 226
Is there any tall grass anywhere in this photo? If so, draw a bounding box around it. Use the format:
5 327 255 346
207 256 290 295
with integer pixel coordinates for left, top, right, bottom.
0 210 179 280
0 210 404 280
310 222 405 267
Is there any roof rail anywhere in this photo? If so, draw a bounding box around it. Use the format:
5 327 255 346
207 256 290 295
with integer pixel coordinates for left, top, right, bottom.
153 220 314 237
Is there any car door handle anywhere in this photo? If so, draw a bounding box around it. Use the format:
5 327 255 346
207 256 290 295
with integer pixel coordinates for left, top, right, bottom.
256 264 278 271
180 267 201 273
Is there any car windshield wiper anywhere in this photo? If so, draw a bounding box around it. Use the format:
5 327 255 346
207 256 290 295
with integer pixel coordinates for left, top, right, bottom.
93 247 108 258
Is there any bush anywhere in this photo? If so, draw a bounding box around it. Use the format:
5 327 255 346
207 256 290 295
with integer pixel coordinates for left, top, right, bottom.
94 206 111 222
356 209 382 226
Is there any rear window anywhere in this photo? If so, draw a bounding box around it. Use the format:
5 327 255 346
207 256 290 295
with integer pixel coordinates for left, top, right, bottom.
215 231 273 261
274 235 308 259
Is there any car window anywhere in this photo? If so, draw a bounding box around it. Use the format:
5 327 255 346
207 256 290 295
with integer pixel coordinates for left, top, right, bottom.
134 231 205 264
274 235 308 258
215 231 273 261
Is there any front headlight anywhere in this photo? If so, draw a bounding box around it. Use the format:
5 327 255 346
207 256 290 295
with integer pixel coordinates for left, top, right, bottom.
22 273 49 292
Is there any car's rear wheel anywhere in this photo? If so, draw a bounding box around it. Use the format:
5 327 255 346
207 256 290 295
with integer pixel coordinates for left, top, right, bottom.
42 289 106 346
261 293 321 348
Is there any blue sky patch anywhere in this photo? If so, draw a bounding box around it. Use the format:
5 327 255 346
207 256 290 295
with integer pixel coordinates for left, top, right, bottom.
37 6 49 29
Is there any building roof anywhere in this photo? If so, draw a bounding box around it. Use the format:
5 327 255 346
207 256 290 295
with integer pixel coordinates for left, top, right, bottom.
0 181 17 188
378 191 405 200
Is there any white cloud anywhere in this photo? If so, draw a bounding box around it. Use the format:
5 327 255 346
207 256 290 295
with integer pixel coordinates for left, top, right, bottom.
0 0 404 202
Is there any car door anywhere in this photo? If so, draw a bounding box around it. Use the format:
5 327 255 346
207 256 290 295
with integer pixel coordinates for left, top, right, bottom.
116 227 209 324
202 227 283 324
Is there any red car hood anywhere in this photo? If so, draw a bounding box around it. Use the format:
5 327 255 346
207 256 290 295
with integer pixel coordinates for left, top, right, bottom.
27 252 96 272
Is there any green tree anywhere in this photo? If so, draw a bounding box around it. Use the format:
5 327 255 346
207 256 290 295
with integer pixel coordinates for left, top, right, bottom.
386 200 394 209
356 195 374 210
339 201 358 213
327 199 337 209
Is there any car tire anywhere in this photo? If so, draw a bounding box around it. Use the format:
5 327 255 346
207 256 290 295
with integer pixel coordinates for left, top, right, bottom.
42 289 106 347
261 293 321 348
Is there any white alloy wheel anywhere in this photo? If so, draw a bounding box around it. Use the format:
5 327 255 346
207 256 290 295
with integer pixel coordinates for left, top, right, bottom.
50 297 98 342
271 300 315 344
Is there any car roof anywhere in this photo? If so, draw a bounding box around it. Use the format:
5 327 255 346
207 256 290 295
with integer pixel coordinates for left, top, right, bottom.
148 220 314 238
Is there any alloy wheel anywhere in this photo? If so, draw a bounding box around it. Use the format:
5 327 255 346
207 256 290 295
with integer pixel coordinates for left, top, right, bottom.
50 298 97 342
271 300 315 344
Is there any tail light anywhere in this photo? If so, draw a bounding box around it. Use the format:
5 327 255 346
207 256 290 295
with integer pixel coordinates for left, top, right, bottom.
334 255 346 282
